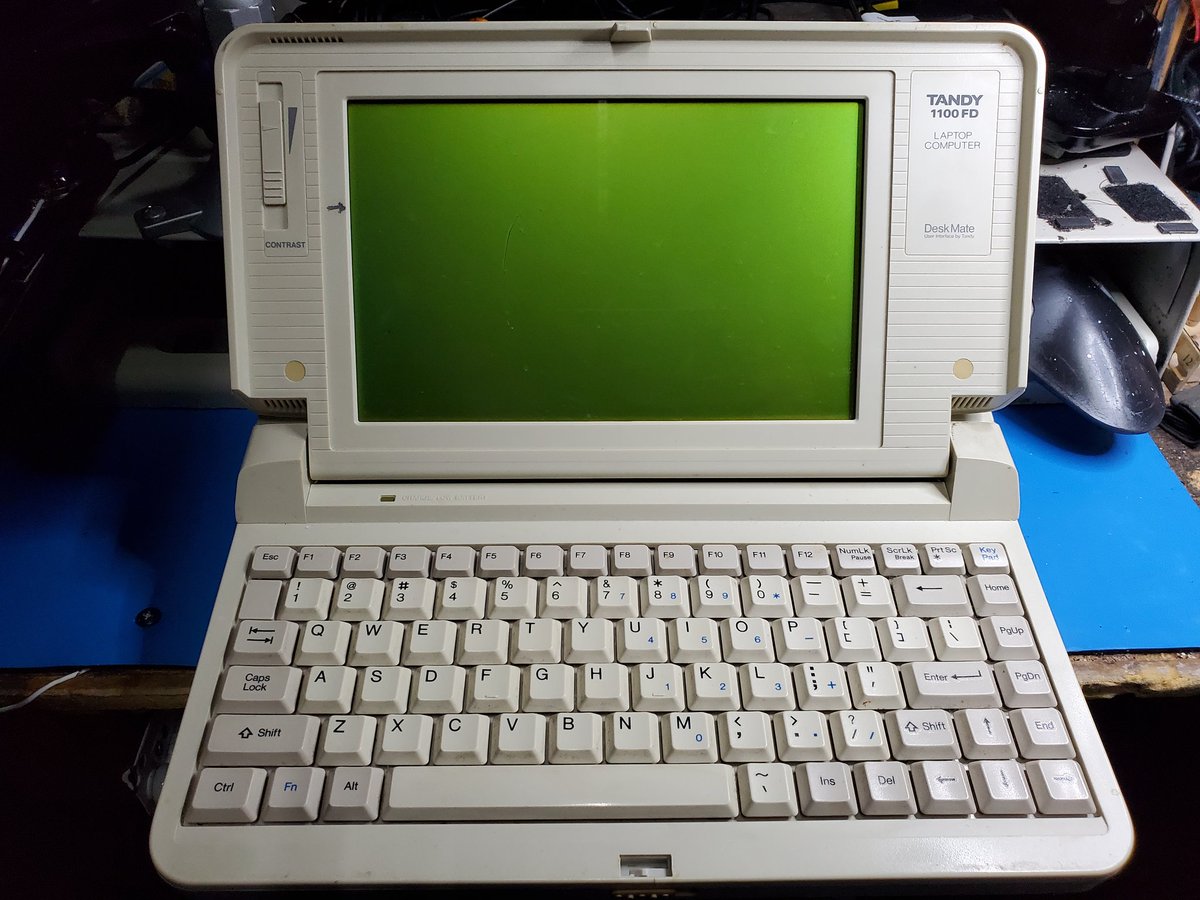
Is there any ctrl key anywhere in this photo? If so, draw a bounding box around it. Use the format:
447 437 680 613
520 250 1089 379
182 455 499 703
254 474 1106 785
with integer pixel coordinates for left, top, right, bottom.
185 768 266 824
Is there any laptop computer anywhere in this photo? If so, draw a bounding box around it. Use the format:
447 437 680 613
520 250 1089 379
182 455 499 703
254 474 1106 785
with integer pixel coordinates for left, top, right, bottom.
150 20 1134 891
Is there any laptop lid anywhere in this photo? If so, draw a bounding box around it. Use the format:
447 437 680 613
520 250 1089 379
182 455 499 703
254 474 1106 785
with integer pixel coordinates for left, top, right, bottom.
216 22 1043 482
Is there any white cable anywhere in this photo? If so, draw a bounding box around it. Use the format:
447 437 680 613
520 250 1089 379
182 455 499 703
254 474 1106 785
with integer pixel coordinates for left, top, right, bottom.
0 669 89 713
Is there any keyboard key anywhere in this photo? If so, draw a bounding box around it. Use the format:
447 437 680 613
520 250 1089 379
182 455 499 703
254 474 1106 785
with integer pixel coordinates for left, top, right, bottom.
980 616 1037 660
228 620 298 666
410 665 467 713
685 662 739 711
438 577 487 620
186 767 266 823
331 577 384 621
323 766 383 821
511 619 563 664
606 711 662 763
279 578 334 621
967 574 1023 616
262 766 325 822
523 545 563 577
249 546 295 579
774 710 832 761
564 619 614 663
833 544 875 576
203 715 319 766
921 544 966 575
788 544 831 575
877 617 934 663
701 544 741 576
403 620 457 666
911 760 975 815
632 663 685 712
540 576 588 619
739 662 795 710
968 759 1034 815
523 664 575 712
745 544 786 576
578 663 631 711
853 761 916 815
350 621 403 666
296 546 340 578
901 662 1000 709
592 576 639 618
893 576 972 617
741 575 793 618
238 580 283 619
826 617 882 662
841 575 896 617
1011 708 1074 759
773 618 828 663
434 714 490 764
385 577 436 620
568 545 608 577
1026 760 1095 815
929 616 986 662
663 711 718 762
387 546 430 578
878 544 921 576
692 575 742 618
642 575 691 617
796 762 857 816
885 710 959 760
737 763 798 817
829 710 888 761
966 543 1010 575
611 544 653 576
381 764 737 820
718 711 775 762
550 712 604 764
318 715 376 765
954 708 1017 759
432 546 475 577
847 661 905 710
721 617 774 663
489 576 538 619
375 714 434 765
477 545 520 577
795 663 851 710
216 666 300 714
467 664 521 713
294 620 351 666
355 666 411 714
656 544 697 576
791 576 845 617
491 713 547 764
458 619 510 665
995 660 1056 708
669 618 721 663
341 546 386 578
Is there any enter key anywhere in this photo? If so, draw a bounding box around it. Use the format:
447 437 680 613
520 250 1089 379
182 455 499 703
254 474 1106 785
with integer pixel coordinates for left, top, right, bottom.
901 662 1000 708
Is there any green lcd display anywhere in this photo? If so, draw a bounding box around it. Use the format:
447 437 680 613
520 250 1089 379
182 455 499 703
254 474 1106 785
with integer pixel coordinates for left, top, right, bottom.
348 101 862 422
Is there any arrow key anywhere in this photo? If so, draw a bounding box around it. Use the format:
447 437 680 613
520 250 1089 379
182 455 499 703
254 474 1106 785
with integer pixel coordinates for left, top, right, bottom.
911 760 976 815
954 708 1016 759
736 763 798 817
1026 759 1095 816
968 759 1035 815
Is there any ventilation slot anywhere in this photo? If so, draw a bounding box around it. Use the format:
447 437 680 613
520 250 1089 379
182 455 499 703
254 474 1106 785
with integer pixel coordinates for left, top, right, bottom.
951 395 993 412
269 35 344 44
250 397 307 418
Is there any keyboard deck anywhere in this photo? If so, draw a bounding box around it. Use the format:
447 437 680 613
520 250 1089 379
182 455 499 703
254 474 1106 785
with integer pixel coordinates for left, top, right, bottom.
184 542 1096 825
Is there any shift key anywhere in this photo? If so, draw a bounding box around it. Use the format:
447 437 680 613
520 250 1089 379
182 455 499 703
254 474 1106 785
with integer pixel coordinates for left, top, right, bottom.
901 662 1000 709
203 715 320 766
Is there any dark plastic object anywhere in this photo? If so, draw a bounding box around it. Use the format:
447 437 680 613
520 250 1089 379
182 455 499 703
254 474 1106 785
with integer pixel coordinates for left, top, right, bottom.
1042 65 1181 158
1030 260 1165 434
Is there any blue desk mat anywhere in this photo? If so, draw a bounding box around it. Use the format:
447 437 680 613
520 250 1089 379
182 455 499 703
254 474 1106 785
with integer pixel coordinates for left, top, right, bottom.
998 405 1200 652
0 405 1196 668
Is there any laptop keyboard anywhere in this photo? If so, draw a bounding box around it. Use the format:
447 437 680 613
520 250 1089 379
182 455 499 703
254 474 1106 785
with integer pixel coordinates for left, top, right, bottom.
184 542 1095 825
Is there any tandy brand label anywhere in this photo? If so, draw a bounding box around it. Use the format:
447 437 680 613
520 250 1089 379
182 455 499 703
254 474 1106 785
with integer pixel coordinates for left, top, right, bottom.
905 70 1001 256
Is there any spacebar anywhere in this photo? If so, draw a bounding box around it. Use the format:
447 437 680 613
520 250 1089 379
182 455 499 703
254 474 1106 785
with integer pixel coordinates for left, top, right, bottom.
381 764 738 821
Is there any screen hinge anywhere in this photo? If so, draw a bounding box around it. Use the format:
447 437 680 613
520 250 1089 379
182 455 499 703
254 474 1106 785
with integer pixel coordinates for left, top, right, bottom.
610 22 653 43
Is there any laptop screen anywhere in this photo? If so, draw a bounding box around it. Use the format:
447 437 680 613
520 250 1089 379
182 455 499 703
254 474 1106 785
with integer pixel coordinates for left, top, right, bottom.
347 100 863 423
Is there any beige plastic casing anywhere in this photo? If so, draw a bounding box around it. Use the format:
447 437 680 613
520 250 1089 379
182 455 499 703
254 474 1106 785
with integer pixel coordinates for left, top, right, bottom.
215 21 1043 482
